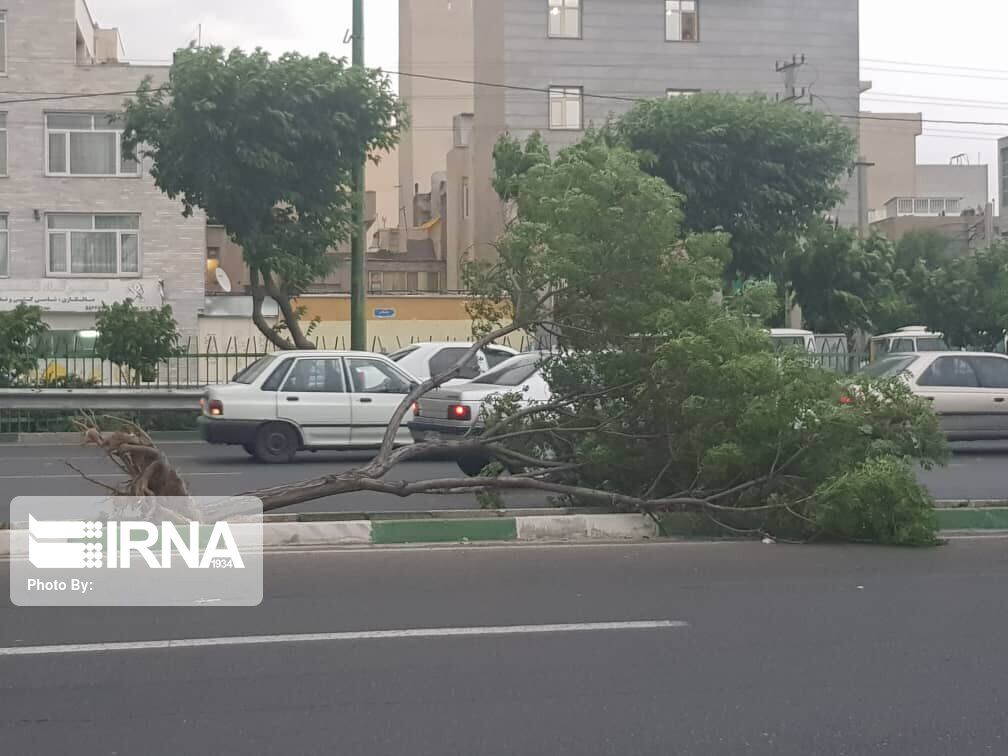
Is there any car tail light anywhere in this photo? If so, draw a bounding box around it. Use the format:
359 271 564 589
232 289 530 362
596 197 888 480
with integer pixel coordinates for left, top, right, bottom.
208 399 224 416
449 404 471 421
412 402 420 417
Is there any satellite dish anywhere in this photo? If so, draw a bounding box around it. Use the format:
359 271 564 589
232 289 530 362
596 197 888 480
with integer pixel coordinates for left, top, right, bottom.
215 267 233 293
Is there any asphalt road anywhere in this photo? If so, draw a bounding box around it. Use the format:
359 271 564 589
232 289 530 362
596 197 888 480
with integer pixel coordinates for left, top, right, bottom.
0 440 1005 521
3 539 1008 755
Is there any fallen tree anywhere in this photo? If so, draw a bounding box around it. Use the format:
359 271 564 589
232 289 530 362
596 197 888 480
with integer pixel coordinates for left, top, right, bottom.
72 135 948 545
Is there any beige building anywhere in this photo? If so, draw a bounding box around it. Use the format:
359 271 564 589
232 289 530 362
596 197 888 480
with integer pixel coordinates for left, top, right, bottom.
397 0 865 285
398 0 475 228
0 0 206 339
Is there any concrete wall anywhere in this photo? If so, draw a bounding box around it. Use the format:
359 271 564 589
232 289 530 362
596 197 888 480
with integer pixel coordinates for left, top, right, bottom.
398 0 475 226
0 0 205 339
860 112 922 216
199 295 492 353
367 148 401 231
465 0 862 259
916 164 990 212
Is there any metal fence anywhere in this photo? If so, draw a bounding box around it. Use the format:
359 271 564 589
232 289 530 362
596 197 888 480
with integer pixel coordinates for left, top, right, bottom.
23 333 540 389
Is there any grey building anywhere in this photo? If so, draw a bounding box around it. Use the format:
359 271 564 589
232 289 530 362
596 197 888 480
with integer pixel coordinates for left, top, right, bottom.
0 0 205 340
415 0 863 275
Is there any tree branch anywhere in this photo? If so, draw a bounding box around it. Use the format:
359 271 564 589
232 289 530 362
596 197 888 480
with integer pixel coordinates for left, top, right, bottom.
250 267 296 351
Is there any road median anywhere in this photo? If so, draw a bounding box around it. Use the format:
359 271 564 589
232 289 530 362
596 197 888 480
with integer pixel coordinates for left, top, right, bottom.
5 508 1008 557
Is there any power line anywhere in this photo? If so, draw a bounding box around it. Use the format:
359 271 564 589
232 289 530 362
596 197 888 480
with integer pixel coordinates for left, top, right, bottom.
4 69 1008 132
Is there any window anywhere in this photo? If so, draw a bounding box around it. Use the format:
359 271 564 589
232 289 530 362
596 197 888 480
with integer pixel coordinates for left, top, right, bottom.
0 113 6 175
484 347 515 368
0 213 7 276
368 271 383 293
0 11 6 74
420 271 441 292
473 353 546 386
429 347 481 381
232 355 278 384
282 359 346 393
897 199 913 215
261 359 294 391
862 355 917 380
946 198 960 213
461 177 471 218
667 89 699 98
549 86 582 130
45 113 140 177
346 358 413 394
968 357 1008 389
918 357 980 388
914 198 929 215
46 214 140 276
666 1 698 42
548 0 581 38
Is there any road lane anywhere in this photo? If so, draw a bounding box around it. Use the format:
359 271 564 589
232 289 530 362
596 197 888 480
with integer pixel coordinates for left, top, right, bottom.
0 442 542 519
2 541 1007 755
1 440 1005 522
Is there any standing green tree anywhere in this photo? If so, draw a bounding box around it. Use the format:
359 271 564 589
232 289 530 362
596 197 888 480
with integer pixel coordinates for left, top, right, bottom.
122 47 405 349
910 243 1008 349
785 224 903 334
0 305 48 387
94 300 181 385
616 93 856 281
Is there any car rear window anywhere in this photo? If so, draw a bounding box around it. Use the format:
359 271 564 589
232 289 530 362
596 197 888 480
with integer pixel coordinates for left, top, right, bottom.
863 355 916 379
915 337 948 352
232 355 277 384
472 354 543 386
388 346 420 362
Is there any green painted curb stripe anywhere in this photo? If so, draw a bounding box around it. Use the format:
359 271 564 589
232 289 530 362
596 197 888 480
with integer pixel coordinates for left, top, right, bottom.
934 508 1008 530
372 518 517 545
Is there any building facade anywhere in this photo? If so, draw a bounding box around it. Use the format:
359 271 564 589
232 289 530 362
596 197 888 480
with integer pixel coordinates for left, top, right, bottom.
395 0 864 274
0 0 205 339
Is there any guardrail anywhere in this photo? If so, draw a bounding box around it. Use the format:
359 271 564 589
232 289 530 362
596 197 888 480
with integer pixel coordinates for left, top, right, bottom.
0 388 204 411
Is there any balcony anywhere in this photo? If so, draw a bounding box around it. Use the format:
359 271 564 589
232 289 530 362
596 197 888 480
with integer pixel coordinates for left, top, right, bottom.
884 196 962 219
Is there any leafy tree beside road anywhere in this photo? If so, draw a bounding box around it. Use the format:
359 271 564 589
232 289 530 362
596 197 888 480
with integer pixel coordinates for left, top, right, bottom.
94 300 181 385
0 305 48 387
123 47 405 349
617 93 856 281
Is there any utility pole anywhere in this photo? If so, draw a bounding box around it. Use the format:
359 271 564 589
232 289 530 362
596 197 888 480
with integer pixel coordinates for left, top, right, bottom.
775 54 810 106
350 0 367 350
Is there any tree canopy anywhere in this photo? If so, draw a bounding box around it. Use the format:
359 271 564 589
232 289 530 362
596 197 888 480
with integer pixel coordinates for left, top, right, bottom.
616 93 857 280
123 46 405 348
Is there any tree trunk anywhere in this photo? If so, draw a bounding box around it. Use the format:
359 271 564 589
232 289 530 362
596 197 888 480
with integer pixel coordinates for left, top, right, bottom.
249 267 297 351
263 277 316 350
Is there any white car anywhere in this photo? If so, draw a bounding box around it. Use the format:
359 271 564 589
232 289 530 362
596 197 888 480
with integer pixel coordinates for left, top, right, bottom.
864 351 1008 440
409 352 552 475
387 342 518 384
198 351 418 462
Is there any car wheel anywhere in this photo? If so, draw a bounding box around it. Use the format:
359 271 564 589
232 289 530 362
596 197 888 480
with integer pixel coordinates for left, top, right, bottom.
253 423 299 464
457 454 492 477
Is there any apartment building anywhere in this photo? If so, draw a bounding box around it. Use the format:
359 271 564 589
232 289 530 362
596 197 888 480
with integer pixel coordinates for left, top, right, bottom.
399 0 863 287
0 0 205 339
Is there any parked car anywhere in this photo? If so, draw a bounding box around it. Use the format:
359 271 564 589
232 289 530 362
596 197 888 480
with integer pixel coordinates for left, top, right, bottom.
198 351 418 462
387 342 519 384
409 351 552 475
769 328 817 352
862 351 1008 440
868 327 947 362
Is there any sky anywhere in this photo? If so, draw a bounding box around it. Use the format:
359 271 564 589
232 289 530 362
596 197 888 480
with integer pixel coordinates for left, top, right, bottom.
89 0 1008 202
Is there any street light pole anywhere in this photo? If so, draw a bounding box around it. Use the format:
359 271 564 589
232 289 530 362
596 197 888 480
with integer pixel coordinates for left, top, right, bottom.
350 0 367 350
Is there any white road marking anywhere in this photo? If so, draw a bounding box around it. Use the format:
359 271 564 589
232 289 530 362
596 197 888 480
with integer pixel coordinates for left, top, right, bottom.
0 620 686 656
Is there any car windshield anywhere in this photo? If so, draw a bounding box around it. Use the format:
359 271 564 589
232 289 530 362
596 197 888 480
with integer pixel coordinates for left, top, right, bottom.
862 355 917 379
231 355 277 384
471 354 543 386
915 337 948 352
772 337 807 350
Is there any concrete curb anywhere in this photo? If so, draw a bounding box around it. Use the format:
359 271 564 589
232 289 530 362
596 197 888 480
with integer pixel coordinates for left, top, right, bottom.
5 510 1007 557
